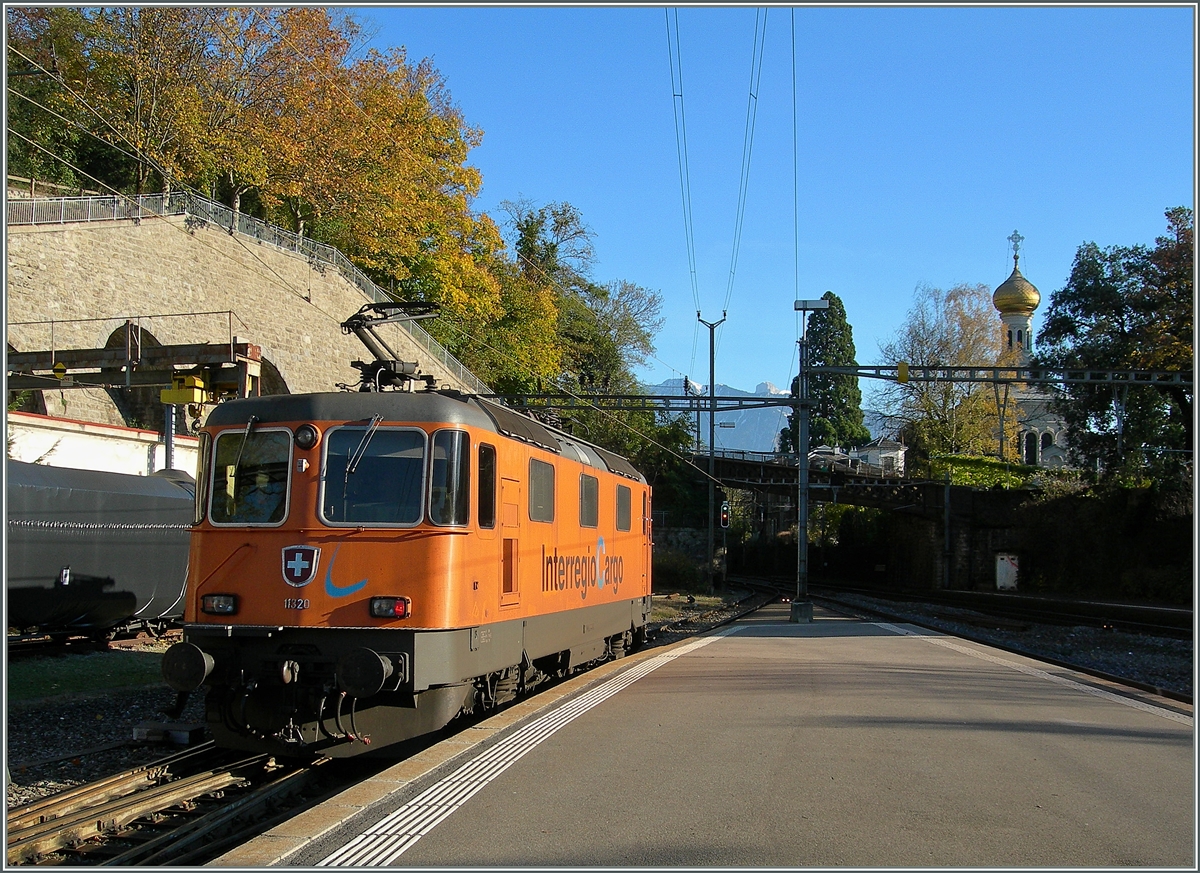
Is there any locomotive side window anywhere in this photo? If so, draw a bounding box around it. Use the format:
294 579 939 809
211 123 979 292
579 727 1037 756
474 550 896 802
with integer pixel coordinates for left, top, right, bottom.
194 431 212 526
529 458 555 523
430 430 470 526
322 427 425 526
616 484 632 532
579 474 599 528
210 428 292 525
478 443 497 529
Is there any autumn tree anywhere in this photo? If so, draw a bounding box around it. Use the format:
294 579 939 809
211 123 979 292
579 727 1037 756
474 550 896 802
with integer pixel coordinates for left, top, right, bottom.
877 283 1016 457
1035 207 1194 483
69 7 215 194
779 291 872 452
6 8 155 192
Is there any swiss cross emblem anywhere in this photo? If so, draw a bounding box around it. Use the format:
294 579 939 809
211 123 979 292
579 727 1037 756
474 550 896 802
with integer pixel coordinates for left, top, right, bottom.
282 545 321 588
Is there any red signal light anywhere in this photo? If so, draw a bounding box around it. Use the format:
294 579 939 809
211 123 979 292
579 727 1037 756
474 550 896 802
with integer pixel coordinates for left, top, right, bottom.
369 596 411 619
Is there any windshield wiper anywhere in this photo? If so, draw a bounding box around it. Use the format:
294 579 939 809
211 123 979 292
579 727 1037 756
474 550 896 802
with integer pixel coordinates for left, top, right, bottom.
229 415 258 511
347 414 384 476
342 414 384 521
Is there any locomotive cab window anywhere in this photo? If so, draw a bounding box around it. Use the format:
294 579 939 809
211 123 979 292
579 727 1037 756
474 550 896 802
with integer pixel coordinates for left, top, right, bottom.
616 484 632 532
478 443 497 529
579 474 598 528
430 430 470 526
210 427 292 525
194 431 212 526
322 426 425 526
529 458 555 523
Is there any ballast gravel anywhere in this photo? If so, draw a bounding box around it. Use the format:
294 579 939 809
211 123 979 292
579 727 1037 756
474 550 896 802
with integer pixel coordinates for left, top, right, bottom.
6 593 1191 810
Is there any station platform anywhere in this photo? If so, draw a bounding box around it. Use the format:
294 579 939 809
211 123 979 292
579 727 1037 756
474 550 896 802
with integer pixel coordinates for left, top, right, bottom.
214 602 1194 867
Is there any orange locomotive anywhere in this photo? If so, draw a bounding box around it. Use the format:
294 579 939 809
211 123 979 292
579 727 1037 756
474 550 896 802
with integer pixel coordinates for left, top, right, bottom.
161 389 653 757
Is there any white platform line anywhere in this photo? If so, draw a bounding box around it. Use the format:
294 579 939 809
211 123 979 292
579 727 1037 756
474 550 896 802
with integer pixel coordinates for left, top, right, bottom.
318 626 745 867
873 622 1192 725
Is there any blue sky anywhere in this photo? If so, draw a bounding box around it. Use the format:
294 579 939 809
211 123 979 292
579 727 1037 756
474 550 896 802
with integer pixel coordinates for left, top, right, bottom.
354 5 1195 404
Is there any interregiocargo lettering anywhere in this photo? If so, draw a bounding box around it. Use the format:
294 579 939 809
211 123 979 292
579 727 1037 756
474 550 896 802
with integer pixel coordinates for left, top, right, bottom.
541 545 623 599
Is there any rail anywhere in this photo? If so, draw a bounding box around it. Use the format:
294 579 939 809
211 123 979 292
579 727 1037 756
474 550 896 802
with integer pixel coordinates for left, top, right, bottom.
6 191 490 395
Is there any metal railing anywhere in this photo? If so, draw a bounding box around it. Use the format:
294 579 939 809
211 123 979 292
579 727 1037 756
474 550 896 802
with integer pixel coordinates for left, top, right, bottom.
704 447 900 479
6 190 490 394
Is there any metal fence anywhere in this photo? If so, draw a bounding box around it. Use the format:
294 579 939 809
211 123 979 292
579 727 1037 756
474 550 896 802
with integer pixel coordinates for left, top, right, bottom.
7 191 490 394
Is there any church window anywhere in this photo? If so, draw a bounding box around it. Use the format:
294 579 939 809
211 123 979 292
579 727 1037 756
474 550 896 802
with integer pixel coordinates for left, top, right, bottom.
1023 432 1038 466
1007 329 1013 349
1041 432 1053 451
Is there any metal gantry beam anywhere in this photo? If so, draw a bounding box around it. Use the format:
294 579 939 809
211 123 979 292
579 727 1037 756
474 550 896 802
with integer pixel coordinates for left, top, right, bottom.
480 393 798 412
809 365 1193 387
480 364 1189 414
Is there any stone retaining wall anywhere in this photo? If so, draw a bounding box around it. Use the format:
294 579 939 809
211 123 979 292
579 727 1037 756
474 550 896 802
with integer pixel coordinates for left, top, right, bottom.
6 213 479 429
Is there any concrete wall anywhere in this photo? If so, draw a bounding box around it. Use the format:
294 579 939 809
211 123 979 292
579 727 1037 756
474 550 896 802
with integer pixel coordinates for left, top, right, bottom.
7 410 200 477
6 212 481 432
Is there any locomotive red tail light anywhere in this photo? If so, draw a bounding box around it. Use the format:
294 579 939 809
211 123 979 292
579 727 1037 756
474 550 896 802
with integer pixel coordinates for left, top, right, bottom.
201 594 238 615
370 596 411 619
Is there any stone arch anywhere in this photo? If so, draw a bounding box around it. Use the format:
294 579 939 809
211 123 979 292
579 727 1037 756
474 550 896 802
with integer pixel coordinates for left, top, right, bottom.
259 356 291 396
6 342 49 415
100 325 175 433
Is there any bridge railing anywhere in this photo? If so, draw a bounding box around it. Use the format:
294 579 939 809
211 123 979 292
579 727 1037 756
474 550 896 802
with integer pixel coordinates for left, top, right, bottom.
703 448 899 480
6 190 491 395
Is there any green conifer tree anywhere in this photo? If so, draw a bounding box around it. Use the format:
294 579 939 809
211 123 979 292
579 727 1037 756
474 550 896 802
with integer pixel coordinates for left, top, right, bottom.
779 291 872 452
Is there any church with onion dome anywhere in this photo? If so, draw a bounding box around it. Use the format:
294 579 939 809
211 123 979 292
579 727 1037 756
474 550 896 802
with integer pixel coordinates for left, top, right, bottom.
993 230 1070 468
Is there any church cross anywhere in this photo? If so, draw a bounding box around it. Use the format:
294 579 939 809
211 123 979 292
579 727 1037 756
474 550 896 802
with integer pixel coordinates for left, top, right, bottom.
1008 229 1024 265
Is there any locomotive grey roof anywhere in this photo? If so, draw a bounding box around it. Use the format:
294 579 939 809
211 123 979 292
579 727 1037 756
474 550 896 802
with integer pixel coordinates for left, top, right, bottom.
474 399 561 453
204 391 497 431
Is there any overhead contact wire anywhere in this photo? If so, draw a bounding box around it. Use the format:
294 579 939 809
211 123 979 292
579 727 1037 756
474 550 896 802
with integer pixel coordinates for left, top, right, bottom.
722 7 768 320
666 7 702 315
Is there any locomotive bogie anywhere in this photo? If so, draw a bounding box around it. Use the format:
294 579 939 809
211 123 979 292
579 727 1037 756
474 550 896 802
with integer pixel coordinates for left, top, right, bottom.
166 391 653 757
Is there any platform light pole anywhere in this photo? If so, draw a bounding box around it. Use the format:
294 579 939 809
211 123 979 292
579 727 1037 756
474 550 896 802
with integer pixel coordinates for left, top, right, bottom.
698 311 726 591
791 298 828 622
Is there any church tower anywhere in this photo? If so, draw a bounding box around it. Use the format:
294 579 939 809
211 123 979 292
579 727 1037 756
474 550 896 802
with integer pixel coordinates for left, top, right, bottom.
992 229 1041 364
991 230 1069 468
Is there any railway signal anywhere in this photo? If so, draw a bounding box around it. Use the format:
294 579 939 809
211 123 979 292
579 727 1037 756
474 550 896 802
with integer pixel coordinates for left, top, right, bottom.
720 501 730 528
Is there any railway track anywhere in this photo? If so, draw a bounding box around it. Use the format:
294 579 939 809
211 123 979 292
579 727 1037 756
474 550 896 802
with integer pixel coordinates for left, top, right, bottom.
8 596 766 865
810 582 1192 638
5 742 331 866
733 576 1191 638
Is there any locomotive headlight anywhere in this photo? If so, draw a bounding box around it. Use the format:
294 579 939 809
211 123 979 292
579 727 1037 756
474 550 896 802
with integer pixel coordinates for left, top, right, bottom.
201 593 239 615
294 423 320 450
370 596 411 619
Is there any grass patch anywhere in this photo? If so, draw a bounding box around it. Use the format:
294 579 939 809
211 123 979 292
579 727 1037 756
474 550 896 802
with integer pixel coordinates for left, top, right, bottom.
7 650 167 702
650 591 742 623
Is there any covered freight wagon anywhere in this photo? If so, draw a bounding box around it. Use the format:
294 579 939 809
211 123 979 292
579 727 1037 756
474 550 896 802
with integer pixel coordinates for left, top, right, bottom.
7 460 194 638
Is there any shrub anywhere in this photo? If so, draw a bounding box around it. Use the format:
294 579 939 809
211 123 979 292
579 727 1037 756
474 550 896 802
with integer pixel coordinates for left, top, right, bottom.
652 547 705 593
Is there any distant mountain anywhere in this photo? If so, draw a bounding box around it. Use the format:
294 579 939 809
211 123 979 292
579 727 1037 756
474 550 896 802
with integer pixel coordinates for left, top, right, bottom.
644 378 790 453
645 378 891 451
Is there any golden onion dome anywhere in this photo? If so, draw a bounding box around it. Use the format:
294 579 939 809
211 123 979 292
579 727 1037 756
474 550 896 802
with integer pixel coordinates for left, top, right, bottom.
993 255 1041 315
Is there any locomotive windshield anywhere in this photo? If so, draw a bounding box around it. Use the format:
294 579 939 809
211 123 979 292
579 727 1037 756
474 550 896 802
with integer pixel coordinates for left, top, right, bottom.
323 427 425 525
210 428 292 525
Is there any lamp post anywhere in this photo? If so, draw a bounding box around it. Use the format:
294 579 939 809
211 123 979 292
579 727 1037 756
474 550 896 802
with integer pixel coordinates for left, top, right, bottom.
791 298 829 623
698 312 726 592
